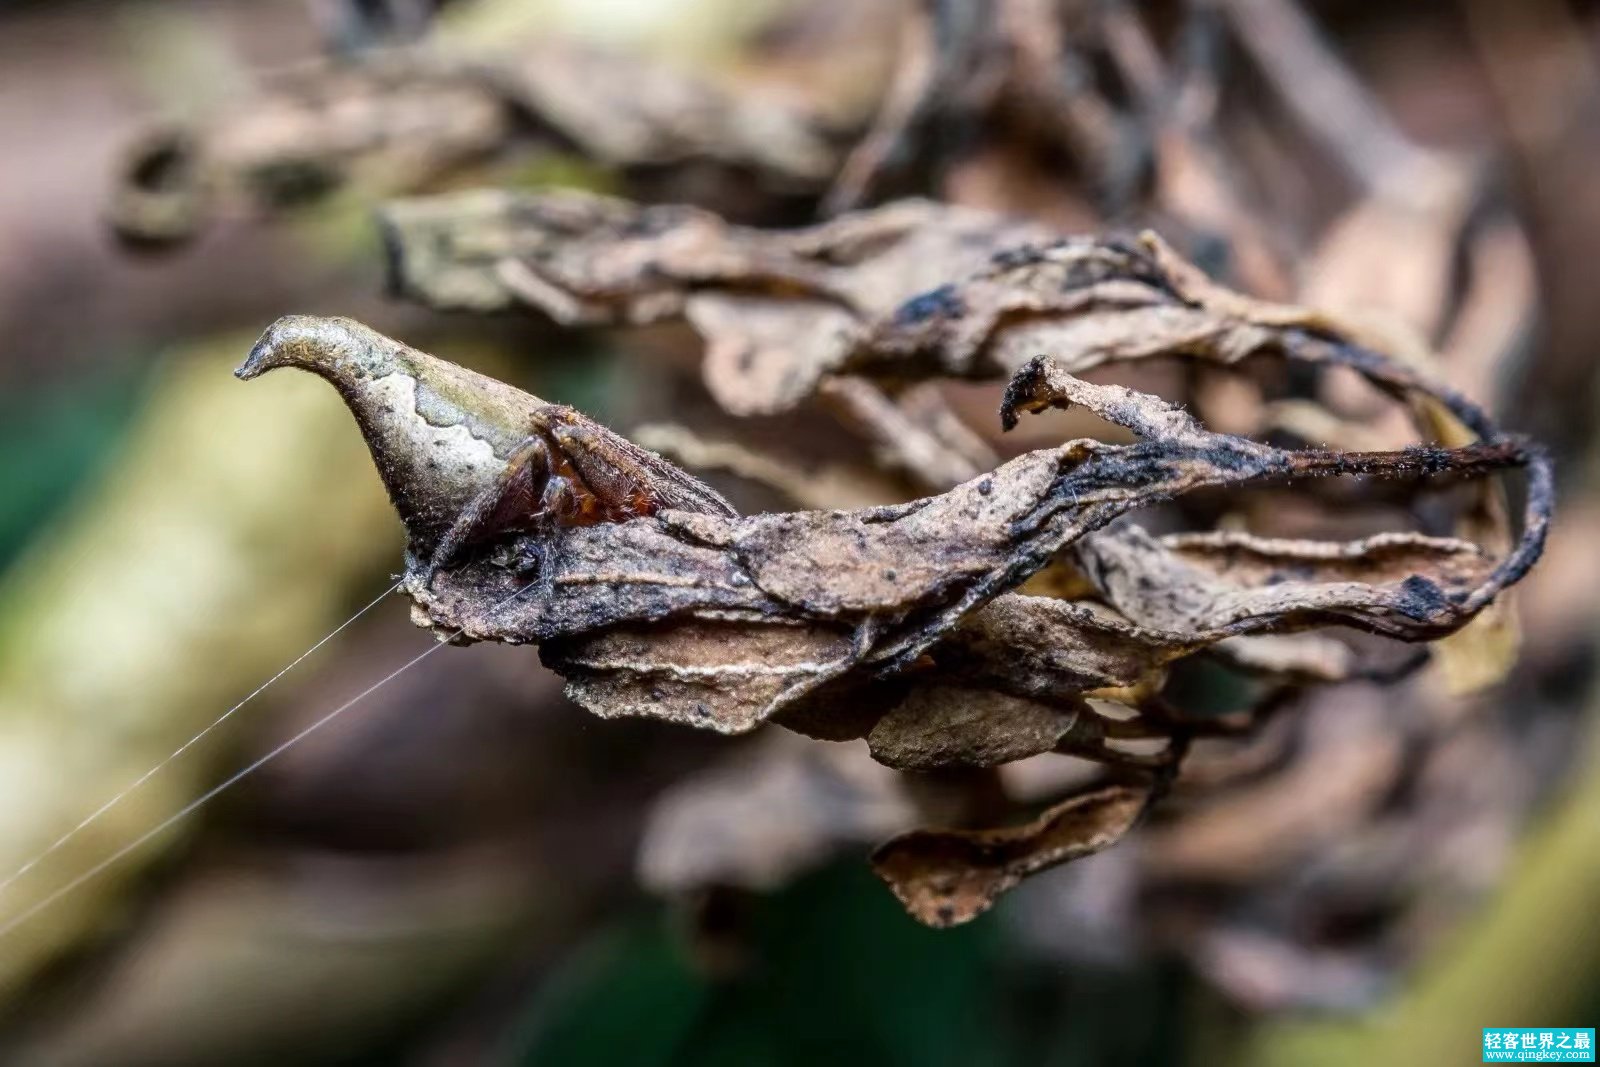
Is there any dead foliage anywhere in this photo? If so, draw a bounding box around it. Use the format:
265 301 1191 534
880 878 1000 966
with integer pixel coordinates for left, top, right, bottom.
237 289 1549 924
79 0 1561 1016
379 189 1506 443
872 784 1151 928
109 43 836 245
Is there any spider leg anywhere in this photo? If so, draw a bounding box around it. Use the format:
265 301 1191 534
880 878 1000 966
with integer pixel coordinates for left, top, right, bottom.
421 434 547 587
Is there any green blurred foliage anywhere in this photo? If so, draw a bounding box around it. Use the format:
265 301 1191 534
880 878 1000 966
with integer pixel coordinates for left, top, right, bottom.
503 860 1185 1067
0 361 150 570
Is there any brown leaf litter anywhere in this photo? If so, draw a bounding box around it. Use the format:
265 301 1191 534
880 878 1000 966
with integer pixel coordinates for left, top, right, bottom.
235 265 1548 923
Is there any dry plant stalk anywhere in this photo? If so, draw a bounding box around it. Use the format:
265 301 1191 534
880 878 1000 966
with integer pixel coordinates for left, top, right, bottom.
237 215 1549 924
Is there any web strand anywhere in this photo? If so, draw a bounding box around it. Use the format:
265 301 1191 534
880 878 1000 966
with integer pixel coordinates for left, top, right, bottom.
0 580 401 901
0 580 534 942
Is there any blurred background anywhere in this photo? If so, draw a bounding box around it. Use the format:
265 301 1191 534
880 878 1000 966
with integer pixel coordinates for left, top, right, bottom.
0 0 1597 1064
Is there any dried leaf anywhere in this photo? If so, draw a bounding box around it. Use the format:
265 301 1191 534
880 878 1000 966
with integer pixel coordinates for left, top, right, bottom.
865 689 1088 773
871 784 1152 927
235 287 1548 924
239 316 1542 724
1076 526 1500 642
380 191 1511 452
380 190 1050 413
552 619 860 736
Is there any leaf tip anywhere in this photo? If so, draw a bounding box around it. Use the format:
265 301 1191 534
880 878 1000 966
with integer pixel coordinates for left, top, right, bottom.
236 314 381 382
998 354 1058 432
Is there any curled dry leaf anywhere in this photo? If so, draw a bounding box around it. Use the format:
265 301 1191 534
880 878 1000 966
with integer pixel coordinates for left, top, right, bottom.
235 305 1548 924
1075 526 1501 644
109 44 835 245
379 190 1051 413
379 189 1509 449
871 784 1153 928
383 189 1035 489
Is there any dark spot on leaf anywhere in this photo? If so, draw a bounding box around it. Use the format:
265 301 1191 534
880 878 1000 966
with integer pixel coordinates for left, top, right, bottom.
892 284 965 325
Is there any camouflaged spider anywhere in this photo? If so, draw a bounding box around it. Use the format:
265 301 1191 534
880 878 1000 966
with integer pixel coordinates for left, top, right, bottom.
422 401 737 584
235 314 736 591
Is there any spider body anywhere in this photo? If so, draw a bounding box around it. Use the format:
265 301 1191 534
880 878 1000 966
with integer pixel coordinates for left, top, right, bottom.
423 402 735 583
234 315 735 588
